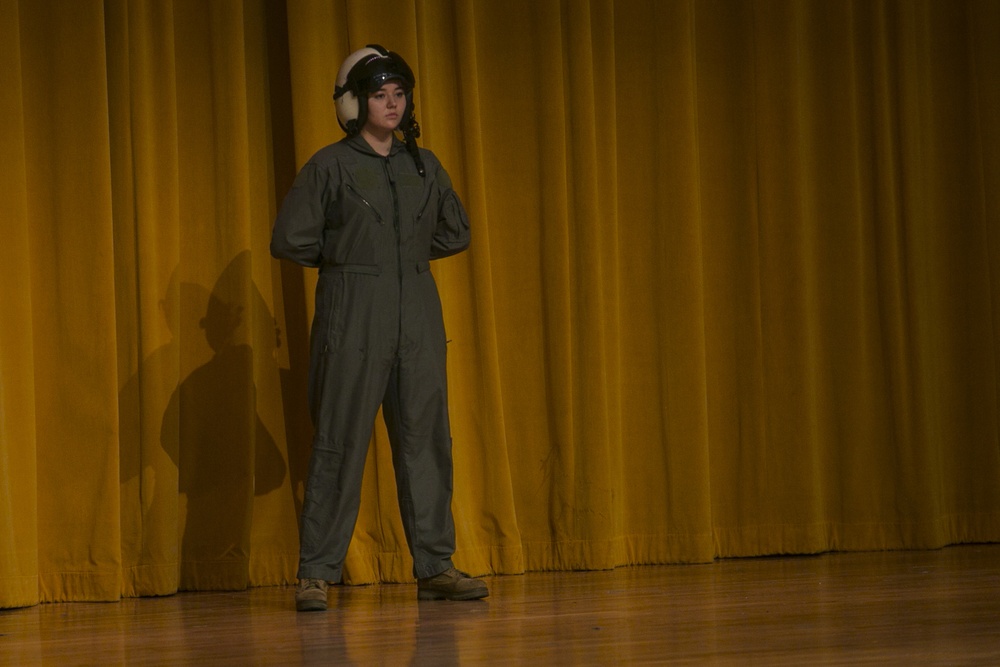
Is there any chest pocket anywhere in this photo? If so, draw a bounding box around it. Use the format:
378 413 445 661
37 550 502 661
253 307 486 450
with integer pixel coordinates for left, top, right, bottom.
323 180 387 269
344 183 385 225
398 173 434 240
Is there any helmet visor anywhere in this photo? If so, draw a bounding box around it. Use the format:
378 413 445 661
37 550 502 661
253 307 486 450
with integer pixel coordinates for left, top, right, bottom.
348 52 415 96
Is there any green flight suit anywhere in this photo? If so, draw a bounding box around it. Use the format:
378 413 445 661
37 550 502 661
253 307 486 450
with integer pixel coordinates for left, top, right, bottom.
271 134 471 582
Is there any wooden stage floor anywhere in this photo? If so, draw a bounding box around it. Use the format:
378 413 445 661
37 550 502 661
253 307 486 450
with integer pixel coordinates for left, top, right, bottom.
2 544 998 665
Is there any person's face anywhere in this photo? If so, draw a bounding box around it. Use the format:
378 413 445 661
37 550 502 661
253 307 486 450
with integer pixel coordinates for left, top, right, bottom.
364 81 407 134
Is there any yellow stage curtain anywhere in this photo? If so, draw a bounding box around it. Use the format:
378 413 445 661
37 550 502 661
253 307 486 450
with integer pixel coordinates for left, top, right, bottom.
1 0 998 608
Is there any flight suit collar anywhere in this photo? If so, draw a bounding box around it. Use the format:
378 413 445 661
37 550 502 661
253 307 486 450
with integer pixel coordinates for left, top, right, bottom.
347 133 406 158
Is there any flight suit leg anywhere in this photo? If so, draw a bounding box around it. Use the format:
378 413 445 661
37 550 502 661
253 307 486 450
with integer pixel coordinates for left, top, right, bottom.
297 334 394 583
382 303 456 580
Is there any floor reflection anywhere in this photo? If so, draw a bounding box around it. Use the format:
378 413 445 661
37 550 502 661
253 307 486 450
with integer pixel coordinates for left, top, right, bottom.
8 546 1000 665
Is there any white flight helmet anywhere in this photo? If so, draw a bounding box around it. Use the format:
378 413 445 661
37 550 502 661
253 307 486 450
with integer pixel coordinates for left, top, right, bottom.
333 44 416 136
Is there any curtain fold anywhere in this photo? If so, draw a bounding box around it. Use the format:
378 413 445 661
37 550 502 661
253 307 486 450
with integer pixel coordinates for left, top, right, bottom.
106 0 182 599
0 0 39 611
15 0 123 603
1 0 998 608
614 0 717 565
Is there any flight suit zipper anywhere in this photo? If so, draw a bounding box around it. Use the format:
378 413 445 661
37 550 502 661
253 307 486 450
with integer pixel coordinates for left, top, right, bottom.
345 183 385 225
384 157 404 350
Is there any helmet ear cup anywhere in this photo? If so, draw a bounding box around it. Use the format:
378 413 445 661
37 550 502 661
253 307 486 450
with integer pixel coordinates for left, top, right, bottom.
333 46 383 134
337 93 361 135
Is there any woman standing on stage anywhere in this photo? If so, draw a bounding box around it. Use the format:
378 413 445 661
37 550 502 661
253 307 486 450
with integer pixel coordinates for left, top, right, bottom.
270 44 487 612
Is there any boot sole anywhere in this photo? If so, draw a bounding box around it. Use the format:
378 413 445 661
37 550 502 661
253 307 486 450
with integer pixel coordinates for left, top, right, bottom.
296 599 328 612
417 588 489 601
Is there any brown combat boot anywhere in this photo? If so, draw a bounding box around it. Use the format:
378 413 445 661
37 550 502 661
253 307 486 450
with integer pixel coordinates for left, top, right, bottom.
417 568 489 601
295 578 329 612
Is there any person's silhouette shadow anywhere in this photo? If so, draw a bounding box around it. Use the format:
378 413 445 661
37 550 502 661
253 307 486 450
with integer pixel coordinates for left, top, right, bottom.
118 271 208 596
161 251 286 590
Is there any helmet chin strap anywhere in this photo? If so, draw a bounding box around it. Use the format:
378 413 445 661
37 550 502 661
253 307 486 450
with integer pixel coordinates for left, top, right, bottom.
401 116 425 177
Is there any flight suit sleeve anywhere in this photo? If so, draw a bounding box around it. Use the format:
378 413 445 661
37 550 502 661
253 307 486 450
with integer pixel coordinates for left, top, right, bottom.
270 162 331 267
430 166 471 259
